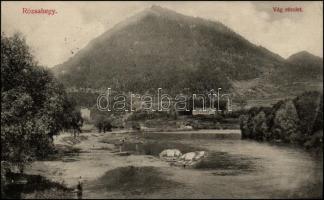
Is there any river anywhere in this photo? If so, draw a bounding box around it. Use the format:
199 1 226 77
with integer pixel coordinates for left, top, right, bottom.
24 131 322 199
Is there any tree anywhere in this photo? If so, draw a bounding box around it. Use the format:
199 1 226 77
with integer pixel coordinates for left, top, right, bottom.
239 114 250 139
252 110 268 141
293 91 323 148
271 100 300 143
1 33 82 171
294 91 323 136
94 115 112 133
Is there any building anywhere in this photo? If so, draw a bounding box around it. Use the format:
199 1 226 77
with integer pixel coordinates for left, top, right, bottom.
80 107 91 121
192 108 216 115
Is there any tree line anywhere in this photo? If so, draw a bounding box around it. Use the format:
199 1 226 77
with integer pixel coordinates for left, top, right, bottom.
240 91 323 151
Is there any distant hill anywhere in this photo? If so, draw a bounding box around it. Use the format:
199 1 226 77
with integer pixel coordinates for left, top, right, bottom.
288 51 322 65
53 6 322 104
284 51 323 81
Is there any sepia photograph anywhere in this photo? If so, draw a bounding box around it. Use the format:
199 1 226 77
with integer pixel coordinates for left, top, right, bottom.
1 1 323 199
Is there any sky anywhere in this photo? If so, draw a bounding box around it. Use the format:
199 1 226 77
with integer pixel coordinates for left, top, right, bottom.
1 1 323 68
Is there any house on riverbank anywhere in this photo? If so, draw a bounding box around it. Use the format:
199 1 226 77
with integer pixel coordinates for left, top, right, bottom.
80 107 91 121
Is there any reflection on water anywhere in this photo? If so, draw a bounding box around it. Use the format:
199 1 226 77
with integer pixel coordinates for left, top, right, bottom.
120 140 204 156
194 151 260 171
87 166 182 195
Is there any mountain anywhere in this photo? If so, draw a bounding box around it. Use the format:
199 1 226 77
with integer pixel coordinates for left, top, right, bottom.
269 50 323 86
288 51 322 65
284 51 323 81
53 6 322 103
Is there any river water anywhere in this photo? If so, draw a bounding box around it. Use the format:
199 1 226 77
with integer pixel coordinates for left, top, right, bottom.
24 131 322 199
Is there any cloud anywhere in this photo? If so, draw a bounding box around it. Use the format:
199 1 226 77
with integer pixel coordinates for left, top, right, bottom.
1 1 322 67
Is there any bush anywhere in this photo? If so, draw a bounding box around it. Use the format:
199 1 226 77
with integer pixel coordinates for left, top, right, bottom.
94 115 112 133
131 121 141 130
128 110 171 120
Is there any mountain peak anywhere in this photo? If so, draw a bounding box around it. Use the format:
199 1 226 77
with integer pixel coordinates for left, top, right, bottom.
149 5 165 11
147 5 178 13
141 5 187 19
